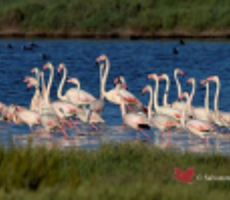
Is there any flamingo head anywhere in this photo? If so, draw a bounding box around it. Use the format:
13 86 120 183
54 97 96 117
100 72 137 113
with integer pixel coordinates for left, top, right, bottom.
26 78 38 89
67 77 79 85
30 67 39 74
158 74 168 81
57 63 65 73
0 102 7 111
96 54 107 63
113 77 120 85
43 62 52 71
178 92 189 101
187 78 195 85
23 76 31 83
206 76 219 82
148 74 159 80
142 85 151 95
200 79 208 85
175 68 185 76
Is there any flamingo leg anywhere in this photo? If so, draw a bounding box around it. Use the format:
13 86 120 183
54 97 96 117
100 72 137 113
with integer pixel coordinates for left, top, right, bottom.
167 130 172 145
90 123 99 131
70 119 81 133
29 126 34 133
204 137 209 147
161 131 165 143
61 126 69 139
127 105 134 112
139 129 150 140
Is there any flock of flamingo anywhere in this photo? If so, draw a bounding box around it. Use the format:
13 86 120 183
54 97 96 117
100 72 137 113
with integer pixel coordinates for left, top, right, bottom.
0 54 229 146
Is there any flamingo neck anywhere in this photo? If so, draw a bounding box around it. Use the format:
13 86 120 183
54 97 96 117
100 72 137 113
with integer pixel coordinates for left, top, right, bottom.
181 93 190 128
41 72 49 105
153 78 159 112
214 79 220 117
57 67 67 101
99 64 104 100
147 87 153 120
35 69 40 83
189 81 195 106
120 103 126 118
46 66 54 102
101 57 110 98
205 82 210 116
163 76 170 106
174 71 182 98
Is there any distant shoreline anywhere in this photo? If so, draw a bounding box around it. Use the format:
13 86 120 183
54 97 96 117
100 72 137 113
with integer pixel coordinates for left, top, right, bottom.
1 30 230 39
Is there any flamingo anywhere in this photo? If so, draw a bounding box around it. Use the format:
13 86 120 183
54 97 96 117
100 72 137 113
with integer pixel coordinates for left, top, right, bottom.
206 76 230 127
57 63 96 106
158 74 170 107
77 108 105 131
24 76 42 113
89 62 105 114
12 107 41 132
171 68 187 111
179 92 215 146
120 102 151 140
187 77 213 122
113 76 146 112
96 54 145 111
148 73 182 123
26 76 78 124
142 85 177 143
40 69 68 138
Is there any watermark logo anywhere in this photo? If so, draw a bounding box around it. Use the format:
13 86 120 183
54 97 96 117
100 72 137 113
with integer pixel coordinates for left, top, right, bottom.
174 167 195 184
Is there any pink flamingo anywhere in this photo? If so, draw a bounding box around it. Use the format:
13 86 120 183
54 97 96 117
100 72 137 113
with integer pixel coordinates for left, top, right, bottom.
171 68 187 111
148 73 182 123
187 77 213 122
57 63 96 105
206 76 230 127
180 92 215 146
13 107 41 132
113 75 146 112
120 102 151 139
142 85 177 143
96 54 145 112
40 68 69 138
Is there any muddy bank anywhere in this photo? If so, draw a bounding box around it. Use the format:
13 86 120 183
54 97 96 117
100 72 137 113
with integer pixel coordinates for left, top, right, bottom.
1 30 230 39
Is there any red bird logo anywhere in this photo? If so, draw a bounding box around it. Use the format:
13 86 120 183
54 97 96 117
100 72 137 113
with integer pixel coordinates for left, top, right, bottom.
174 167 195 184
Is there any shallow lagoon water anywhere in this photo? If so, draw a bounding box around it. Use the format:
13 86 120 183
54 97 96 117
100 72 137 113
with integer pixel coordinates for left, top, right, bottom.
0 39 230 154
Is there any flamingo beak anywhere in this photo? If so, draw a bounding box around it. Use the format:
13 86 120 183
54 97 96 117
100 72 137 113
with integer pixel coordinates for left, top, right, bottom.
179 70 185 77
114 77 119 85
42 64 47 71
26 82 33 89
23 77 29 83
200 80 207 85
147 74 153 79
186 79 191 85
67 78 72 83
142 88 147 95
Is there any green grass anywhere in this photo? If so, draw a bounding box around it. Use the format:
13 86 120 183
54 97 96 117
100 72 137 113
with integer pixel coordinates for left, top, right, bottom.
0 0 230 35
0 143 229 199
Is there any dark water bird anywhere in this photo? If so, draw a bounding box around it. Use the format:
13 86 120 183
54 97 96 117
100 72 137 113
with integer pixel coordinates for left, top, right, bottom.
29 41 38 48
173 47 179 55
22 45 33 51
6 43 13 49
179 39 185 45
40 53 50 60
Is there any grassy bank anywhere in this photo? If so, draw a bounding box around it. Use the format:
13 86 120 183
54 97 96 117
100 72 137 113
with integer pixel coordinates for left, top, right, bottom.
0 144 229 199
0 0 230 38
